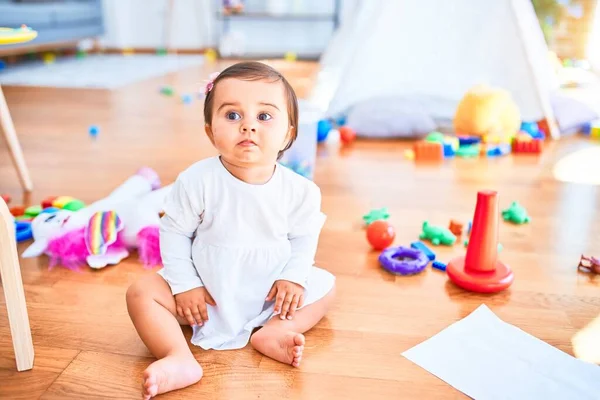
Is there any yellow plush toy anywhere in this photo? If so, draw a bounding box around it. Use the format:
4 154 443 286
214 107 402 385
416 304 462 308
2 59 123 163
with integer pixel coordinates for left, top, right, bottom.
453 84 521 143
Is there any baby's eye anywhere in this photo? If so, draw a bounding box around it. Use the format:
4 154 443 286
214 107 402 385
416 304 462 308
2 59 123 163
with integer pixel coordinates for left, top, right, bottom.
258 113 272 121
226 111 241 121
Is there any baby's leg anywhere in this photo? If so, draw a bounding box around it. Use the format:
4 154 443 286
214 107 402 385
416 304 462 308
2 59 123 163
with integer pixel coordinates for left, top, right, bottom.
126 274 203 399
250 284 336 367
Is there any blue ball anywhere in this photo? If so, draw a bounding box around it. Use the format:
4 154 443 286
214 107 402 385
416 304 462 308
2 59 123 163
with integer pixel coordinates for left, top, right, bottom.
317 119 332 142
89 125 99 137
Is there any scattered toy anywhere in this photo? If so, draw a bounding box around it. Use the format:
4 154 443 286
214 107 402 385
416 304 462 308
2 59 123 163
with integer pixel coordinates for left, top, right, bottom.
363 207 390 225
419 221 457 246
448 219 463 236
578 255 600 274
379 246 429 275
366 220 395 250
502 201 530 224
410 241 436 261
432 260 447 271
413 141 444 162
447 190 514 293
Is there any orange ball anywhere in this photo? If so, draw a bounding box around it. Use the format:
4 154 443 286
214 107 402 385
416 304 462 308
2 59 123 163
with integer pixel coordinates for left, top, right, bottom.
366 220 395 250
339 126 356 144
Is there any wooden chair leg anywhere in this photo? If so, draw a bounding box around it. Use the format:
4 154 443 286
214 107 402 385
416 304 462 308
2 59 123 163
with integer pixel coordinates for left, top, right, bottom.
0 84 33 192
0 197 34 371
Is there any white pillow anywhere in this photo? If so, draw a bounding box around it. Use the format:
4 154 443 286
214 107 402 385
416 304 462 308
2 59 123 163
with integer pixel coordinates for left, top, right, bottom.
345 97 437 138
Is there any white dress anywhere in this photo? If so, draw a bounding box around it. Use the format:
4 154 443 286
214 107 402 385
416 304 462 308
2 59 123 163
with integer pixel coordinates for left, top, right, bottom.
157 156 336 350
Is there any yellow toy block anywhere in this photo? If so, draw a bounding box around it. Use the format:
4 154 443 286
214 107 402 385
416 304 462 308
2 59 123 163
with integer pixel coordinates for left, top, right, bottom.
52 196 74 208
591 124 600 139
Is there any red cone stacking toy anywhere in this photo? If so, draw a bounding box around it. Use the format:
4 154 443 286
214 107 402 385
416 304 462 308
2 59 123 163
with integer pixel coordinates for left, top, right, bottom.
447 190 514 293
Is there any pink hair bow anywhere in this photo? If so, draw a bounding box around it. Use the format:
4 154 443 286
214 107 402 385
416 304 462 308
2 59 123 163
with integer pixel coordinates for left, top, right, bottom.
204 71 220 95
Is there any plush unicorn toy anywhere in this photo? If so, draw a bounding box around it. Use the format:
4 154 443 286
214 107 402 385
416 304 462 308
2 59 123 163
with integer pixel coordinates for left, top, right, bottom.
22 168 171 270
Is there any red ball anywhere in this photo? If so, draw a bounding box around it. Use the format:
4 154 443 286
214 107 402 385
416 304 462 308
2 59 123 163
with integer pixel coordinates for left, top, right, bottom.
339 126 356 144
366 220 395 250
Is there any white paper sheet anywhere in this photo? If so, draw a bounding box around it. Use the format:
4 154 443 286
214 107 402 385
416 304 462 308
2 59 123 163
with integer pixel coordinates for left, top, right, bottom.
402 305 600 400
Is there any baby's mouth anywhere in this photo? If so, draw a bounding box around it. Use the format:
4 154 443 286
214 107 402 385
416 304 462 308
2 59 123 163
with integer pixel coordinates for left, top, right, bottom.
238 139 257 147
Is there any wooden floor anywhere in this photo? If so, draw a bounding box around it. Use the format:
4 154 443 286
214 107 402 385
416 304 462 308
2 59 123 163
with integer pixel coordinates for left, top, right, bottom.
1 59 600 399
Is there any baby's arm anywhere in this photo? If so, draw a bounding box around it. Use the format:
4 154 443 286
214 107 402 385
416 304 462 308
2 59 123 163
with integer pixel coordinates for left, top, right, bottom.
159 178 204 294
160 177 217 326
270 184 326 319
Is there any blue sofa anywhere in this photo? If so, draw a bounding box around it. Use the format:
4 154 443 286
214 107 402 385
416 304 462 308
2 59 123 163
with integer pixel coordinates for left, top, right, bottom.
0 0 104 53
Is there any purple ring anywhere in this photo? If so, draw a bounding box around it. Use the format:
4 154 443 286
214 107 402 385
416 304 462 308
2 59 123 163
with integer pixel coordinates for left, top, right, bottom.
378 246 429 275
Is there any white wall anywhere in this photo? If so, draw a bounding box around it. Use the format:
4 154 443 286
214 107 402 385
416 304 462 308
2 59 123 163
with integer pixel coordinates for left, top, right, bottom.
99 0 216 49
99 0 354 56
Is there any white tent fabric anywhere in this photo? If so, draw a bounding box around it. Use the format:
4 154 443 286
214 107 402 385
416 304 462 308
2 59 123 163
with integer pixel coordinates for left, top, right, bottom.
588 1 600 73
309 0 561 138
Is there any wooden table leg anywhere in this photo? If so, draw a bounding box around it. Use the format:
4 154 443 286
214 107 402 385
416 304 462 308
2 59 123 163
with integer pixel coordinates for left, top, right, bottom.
0 84 33 192
0 197 34 371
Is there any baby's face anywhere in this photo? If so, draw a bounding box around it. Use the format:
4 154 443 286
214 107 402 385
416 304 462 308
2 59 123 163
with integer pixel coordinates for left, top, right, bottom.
207 78 292 167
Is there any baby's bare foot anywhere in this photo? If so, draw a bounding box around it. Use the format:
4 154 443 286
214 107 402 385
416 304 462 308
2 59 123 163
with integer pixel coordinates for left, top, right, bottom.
141 354 203 399
251 328 305 367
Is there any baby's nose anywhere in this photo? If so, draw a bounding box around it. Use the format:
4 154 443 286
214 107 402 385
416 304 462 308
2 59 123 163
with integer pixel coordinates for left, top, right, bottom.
241 125 257 133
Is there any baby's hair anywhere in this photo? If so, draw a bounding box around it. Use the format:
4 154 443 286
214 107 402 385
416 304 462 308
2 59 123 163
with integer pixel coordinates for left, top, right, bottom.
203 61 299 160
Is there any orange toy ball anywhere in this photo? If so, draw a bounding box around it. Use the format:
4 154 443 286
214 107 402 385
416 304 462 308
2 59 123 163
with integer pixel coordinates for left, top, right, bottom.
339 126 356 144
366 220 395 250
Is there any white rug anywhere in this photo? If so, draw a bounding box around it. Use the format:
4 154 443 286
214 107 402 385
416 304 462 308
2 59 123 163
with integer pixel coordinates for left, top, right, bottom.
0 54 205 89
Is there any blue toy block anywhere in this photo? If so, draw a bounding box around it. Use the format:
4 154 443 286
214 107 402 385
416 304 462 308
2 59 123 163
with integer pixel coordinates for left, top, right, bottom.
410 241 436 261
487 144 511 157
443 142 455 157
457 135 481 146
317 119 332 142
520 121 540 136
432 261 446 271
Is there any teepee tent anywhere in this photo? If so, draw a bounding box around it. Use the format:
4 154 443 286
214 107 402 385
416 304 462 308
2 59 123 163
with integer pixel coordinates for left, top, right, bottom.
309 0 561 138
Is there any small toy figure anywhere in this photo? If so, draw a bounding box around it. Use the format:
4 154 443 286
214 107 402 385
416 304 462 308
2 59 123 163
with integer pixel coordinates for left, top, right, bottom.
501 201 530 224
419 221 457 246
578 255 600 274
363 207 390 225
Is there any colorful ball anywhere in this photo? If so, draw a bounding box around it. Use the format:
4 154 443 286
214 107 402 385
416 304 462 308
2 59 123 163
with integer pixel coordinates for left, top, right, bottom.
366 220 396 250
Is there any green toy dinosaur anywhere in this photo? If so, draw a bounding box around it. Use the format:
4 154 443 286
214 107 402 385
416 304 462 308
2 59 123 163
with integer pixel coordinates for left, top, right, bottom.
502 201 530 224
419 221 457 246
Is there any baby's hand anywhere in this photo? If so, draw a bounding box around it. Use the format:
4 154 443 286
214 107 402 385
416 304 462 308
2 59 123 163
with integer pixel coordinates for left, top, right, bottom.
174 286 216 326
266 280 305 320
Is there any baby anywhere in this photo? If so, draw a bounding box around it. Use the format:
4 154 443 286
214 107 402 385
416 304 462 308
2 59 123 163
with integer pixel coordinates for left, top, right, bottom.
126 61 336 399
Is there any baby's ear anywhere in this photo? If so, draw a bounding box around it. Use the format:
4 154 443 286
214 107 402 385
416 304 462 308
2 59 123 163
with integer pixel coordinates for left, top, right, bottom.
205 124 215 144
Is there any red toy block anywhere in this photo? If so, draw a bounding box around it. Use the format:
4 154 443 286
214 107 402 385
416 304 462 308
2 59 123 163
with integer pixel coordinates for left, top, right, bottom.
446 190 514 293
512 137 542 153
448 219 463 236
339 126 356 144
10 205 25 217
42 196 58 209
413 141 443 161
